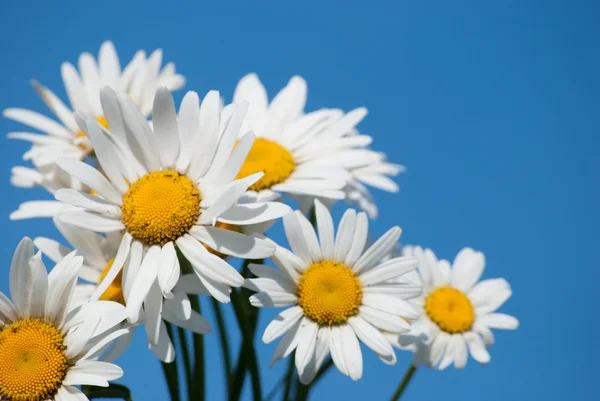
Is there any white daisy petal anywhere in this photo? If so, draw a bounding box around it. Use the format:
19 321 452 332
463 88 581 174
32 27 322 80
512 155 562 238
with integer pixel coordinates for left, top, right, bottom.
339 324 363 380
56 158 122 205
262 306 304 344
347 315 394 358
295 318 319 376
216 201 291 226
451 247 485 292
126 246 160 323
144 280 164 346
361 294 419 320
353 226 402 274
358 257 418 286
344 212 368 266
152 87 180 168
249 292 297 308
10 237 35 315
358 305 411 333
464 332 491 364
189 226 275 259
149 320 176 363
55 189 121 216
328 326 348 376
55 384 90 401
3 108 72 138
0 292 18 324
477 313 519 330
314 199 335 259
90 233 132 301
283 212 313 264
270 319 303 367
158 242 179 297
59 211 124 233
177 235 244 287
175 91 200 173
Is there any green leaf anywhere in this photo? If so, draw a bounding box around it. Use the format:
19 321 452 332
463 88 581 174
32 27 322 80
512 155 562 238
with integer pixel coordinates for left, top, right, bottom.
81 383 133 400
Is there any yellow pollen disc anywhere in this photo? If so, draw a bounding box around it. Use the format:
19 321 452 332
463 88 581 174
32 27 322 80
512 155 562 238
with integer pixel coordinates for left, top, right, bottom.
98 258 125 305
76 115 109 139
425 286 475 334
297 260 363 326
122 170 201 246
235 138 296 191
204 222 242 258
0 319 69 401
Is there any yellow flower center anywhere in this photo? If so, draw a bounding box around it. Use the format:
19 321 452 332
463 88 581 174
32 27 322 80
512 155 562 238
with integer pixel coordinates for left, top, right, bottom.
236 138 295 191
122 170 201 246
425 286 475 334
0 319 69 401
76 115 109 139
297 260 363 326
98 258 125 305
204 222 242 258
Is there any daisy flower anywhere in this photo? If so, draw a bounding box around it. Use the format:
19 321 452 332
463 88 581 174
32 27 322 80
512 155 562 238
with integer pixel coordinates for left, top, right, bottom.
245 200 422 383
53 86 290 339
386 246 519 369
232 73 404 218
229 73 354 203
9 165 87 220
5 41 185 219
34 216 209 363
0 237 128 401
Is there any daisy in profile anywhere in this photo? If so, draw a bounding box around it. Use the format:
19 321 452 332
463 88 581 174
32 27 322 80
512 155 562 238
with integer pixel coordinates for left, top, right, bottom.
230 73 351 203
232 73 403 218
9 165 87 220
245 200 422 383
0 237 128 401
386 246 519 369
34 217 207 363
54 87 289 338
5 41 185 219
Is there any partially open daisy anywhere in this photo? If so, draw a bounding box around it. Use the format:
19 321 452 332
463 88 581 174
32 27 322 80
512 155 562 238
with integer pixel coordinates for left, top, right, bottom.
33 217 206 363
5 41 185 219
233 73 403 218
245 200 422 383
386 246 519 369
229 73 355 203
0 237 128 401
54 87 289 336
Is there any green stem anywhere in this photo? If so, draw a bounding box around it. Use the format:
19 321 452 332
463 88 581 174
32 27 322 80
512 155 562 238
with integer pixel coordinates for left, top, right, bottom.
229 288 262 401
190 295 205 401
211 297 233 391
281 357 295 401
161 323 181 401
176 327 192 399
389 365 417 401
295 358 334 401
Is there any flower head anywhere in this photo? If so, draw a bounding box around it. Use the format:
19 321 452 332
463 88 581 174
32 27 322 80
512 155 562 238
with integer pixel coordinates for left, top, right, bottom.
0 237 127 401
386 246 519 369
5 41 185 220
53 87 290 348
246 200 422 383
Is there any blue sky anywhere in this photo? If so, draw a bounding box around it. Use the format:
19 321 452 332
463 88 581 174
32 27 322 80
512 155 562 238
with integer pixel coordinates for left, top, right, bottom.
0 1 597 400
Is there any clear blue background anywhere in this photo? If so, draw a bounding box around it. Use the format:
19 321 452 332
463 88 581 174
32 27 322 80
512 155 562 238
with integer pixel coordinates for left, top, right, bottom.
0 1 597 400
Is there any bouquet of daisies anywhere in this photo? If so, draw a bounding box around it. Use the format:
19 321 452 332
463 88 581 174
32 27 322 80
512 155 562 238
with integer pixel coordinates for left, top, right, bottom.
0 42 518 401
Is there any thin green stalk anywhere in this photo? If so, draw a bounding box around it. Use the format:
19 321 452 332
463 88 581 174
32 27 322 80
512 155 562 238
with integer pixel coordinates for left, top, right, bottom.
161 322 181 401
177 249 204 401
281 357 295 401
389 365 417 401
211 297 233 391
295 358 334 401
264 375 285 401
229 288 262 401
190 295 205 401
176 327 192 399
